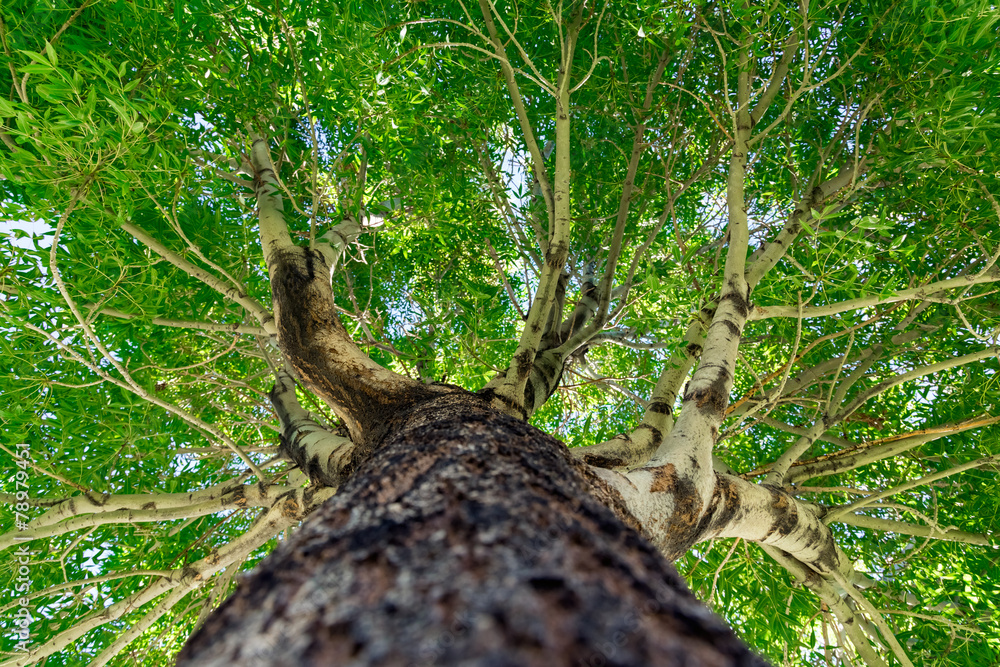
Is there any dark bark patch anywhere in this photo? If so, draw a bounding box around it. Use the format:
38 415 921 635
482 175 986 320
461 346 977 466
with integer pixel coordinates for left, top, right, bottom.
721 318 741 339
477 387 528 420
580 452 628 470
761 484 798 541
649 463 678 494
720 288 749 319
682 369 731 420
646 401 673 416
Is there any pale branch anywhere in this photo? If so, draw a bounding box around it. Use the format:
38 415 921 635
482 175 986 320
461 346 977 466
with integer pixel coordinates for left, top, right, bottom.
553 263 598 343
702 474 856 580
763 421 829 487
0 490 329 667
483 19 578 417
566 362 648 408
188 147 253 188
749 30 801 126
0 443 87 493
829 568 915 667
51 186 150 402
836 513 990 546
314 218 361 281
824 456 999 524
582 165 870 474
590 461 856 582
622 137 725 291
22 478 274 530
572 314 707 471
589 331 673 350
477 0 554 94
833 346 1000 424
755 417 855 450
637 44 754 513
0 483 299 550
194 561 239 632
121 221 275 334
89 586 192 667
750 268 1000 320
90 306 266 335
274 9 321 246
760 545 891 667
787 414 1000 484
39 226 276 510
270 366 354 487
819 581 892 667
729 326 920 423
249 136 295 264
477 0 554 226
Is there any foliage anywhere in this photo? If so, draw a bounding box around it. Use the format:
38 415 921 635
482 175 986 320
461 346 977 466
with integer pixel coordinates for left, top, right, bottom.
1 0 999 665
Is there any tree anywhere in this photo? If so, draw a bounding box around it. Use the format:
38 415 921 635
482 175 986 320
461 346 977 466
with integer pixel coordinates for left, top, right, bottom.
2 0 999 664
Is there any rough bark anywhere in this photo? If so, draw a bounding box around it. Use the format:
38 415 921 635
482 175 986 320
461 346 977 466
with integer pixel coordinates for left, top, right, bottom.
178 392 768 666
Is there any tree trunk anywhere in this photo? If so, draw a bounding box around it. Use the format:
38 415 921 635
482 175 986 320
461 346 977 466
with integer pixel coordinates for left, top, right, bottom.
177 392 767 666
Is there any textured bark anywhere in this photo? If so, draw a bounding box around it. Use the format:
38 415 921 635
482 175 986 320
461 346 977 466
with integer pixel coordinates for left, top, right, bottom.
178 392 767 666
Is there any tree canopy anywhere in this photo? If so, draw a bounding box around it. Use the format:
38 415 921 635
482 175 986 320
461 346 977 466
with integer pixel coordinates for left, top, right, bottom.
2 0 999 665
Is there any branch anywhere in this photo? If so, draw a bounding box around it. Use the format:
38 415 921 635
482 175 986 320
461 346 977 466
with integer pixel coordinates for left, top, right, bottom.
0 490 331 667
636 43 754 511
0 483 296 550
91 306 265 335
121 221 274 333
750 268 1000 320
824 456 999 523
758 543 891 667
749 30 801 126
24 480 265 530
482 15 578 417
270 367 355 487
248 137 448 444
249 135 295 264
573 313 708 470
788 414 1000 483
834 347 999 424
836 513 990 546
828 568 915 667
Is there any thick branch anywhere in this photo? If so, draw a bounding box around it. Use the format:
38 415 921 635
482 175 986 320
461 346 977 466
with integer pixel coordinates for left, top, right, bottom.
572 314 708 471
482 22 577 417
270 367 355 487
249 138 449 445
